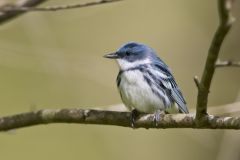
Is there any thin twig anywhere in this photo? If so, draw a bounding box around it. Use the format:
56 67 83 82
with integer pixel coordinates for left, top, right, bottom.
193 76 200 89
0 108 240 131
196 0 235 123
215 59 240 67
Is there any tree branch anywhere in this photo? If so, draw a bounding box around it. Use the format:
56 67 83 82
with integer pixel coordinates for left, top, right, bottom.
0 0 123 25
1 108 240 131
196 0 235 121
1 0 123 12
0 0 47 25
215 59 240 67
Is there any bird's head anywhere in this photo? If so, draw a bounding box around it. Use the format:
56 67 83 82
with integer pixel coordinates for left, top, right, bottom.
104 42 158 70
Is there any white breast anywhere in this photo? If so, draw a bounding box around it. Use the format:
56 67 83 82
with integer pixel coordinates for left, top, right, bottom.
118 70 166 113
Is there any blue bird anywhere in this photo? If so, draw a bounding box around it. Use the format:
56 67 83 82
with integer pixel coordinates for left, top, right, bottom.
104 42 188 126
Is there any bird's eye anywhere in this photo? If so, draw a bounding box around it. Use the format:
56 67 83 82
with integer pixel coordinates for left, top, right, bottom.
126 52 130 56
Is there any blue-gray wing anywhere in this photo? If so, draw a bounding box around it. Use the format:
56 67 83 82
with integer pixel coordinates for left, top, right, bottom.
152 62 189 113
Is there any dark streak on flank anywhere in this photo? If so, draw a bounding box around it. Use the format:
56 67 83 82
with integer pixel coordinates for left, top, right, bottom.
116 70 123 87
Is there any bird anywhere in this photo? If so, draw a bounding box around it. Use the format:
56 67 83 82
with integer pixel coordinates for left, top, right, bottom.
104 42 188 127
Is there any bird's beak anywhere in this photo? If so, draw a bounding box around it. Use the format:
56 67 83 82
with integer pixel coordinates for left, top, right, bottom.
103 52 119 59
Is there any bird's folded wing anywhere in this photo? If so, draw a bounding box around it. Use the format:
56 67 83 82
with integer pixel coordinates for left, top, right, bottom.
152 63 189 113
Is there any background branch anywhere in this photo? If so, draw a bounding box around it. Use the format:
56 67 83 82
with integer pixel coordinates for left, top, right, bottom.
0 0 46 25
0 0 122 25
215 59 240 67
2 0 123 12
196 0 235 121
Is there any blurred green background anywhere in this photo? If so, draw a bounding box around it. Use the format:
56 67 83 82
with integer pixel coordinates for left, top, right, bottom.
0 0 240 160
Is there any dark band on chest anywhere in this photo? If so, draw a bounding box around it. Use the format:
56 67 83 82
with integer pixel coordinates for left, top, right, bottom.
116 65 145 87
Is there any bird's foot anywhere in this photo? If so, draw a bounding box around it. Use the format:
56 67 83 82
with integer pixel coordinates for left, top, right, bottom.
130 109 139 128
153 110 165 127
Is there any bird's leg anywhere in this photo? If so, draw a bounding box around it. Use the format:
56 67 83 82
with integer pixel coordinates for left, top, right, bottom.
153 110 165 127
130 109 139 128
